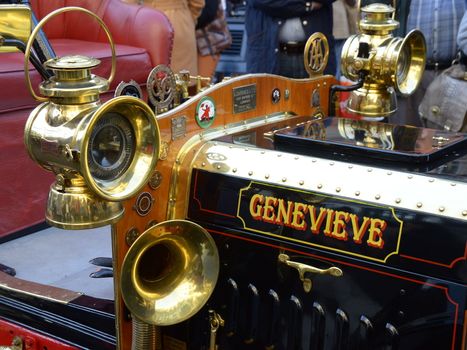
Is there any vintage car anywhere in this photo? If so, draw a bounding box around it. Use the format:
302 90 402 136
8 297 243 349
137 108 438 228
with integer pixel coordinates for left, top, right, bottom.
0 2 466 350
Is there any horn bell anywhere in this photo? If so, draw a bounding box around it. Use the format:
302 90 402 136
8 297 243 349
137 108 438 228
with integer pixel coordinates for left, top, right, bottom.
121 220 219 326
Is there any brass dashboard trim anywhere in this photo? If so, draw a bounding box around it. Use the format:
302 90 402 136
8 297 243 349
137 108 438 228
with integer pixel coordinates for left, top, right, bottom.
167 112 299 219
190 141 467 221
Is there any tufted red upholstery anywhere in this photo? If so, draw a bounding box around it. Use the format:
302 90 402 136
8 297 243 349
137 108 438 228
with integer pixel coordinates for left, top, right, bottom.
0 0 174 240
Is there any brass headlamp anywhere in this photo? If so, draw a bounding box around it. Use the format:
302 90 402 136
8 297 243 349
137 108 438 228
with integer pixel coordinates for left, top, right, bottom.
23 8 160 229
340 2 426 117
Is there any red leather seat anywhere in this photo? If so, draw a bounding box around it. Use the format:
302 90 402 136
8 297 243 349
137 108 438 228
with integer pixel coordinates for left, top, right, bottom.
1 0 174 113
0 0 174 239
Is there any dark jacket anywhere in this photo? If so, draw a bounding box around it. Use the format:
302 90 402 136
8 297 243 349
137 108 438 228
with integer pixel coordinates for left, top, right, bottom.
245 0 336 75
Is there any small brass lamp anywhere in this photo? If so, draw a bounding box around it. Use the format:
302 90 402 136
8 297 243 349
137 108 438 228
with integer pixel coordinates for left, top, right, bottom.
23 7 160 229
340 3 426 118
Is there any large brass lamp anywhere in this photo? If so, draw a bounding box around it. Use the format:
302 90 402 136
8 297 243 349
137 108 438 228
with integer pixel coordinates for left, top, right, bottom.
23 7 160 229
340 2 426 118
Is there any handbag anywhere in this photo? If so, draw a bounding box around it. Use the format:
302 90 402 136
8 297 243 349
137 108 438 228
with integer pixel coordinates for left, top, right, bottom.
196 2 232 56
418 62 467 132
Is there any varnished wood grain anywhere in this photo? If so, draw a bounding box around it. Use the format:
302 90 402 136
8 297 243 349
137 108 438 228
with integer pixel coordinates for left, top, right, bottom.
113 73 336 349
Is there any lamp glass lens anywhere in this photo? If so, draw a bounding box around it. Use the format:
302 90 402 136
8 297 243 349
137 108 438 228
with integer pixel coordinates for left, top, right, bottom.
88 112 135 181
396 45 410 84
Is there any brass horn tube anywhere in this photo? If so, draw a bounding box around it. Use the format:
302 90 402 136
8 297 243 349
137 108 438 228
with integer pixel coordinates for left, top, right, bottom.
131 317 158 350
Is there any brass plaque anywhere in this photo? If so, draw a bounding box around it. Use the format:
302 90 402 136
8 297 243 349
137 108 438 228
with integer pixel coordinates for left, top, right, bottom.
171 115 186 140
233 84 256 114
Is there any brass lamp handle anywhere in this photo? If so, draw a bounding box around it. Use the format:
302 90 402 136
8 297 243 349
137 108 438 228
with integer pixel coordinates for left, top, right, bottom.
278 253 343 292
24 6 116 102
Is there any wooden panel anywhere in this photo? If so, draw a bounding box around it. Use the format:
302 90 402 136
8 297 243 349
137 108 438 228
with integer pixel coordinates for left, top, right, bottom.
112 73 336 349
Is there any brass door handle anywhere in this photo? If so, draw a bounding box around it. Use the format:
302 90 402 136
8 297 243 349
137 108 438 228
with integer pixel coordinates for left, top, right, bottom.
278 254 343 292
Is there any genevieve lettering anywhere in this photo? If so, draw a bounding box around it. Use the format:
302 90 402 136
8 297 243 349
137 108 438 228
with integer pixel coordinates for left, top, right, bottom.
248 194 386 249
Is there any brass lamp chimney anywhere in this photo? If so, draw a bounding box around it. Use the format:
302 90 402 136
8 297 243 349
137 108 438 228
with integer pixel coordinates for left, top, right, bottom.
340 2 426 118
23 7 160 229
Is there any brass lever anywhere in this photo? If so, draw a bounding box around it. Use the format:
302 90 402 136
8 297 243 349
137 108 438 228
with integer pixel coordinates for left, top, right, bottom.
0 336 23 350
278 253 343 292
209 310 224 350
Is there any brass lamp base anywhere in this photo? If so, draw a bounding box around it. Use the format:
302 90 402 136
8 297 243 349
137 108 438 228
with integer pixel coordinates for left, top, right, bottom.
46 181 124 230
346 84 397 118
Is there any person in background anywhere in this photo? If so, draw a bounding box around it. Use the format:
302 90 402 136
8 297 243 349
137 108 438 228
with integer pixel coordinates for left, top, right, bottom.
196 0 232 80
394 0 466 127
123 0 205 76
332 0 357 80
245 0 337 78
457 10 467 58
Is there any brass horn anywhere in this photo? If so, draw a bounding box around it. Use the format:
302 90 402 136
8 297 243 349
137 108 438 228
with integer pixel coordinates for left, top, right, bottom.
121 220 219 347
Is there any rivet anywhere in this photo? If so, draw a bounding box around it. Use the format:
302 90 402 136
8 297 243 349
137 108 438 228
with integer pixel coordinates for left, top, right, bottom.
330 162 335 166
216 165 221 169
387 171 392 175
462 210 467 216
348 165 353 169
261 151 265 154
265 174 270 179
294 156 299 160
367 168 373 172
395 198 401 204
416 202 423 208
282 177 287 182
232 168 237 173
317 184 323 189
299 180 304 185
248 171 253 176
336 187 341 193
375 194 381 200
408 175 413 179
451 183 457 186
429 178 434 183
355 191 360 196
277 154 282 157
245 148 249 151
438 207 445 212
312 159 317 163
202 162 206 167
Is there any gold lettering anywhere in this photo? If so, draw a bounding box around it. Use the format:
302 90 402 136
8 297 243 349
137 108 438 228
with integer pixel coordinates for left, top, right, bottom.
332 211 349 241
308 206 328 234
276 199 293 225
323 209 335 236
262 196 277 223
367 218 387 249
249 194 264 220
291 202 308 230
350 214 371 244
